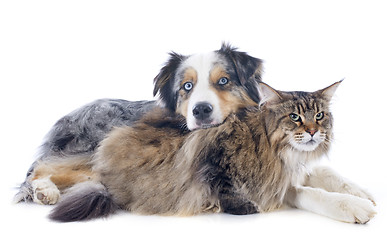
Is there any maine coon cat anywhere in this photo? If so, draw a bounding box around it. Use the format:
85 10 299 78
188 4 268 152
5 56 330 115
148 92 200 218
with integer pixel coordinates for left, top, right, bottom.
50 81 376 223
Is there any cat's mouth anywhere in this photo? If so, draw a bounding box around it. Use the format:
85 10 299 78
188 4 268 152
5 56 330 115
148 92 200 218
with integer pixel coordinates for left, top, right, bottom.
305 139 317 145
290 139 320 152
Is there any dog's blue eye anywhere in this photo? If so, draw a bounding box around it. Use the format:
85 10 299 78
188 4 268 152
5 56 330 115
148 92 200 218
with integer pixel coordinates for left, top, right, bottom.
183 82 193 91
218 77 229 85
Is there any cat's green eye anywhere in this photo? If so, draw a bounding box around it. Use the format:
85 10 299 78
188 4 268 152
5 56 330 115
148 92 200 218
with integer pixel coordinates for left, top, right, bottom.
289 113 301 122
315 112 324 120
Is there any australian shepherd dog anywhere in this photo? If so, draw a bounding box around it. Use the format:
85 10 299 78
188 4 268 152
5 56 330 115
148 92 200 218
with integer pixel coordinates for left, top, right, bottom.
14 44 263 206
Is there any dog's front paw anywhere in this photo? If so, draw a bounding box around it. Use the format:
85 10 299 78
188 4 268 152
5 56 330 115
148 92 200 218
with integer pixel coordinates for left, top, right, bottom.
31 177 60 205
334 195 376 224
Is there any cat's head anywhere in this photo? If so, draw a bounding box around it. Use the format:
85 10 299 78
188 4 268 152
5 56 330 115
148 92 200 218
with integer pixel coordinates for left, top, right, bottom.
257 81 342 155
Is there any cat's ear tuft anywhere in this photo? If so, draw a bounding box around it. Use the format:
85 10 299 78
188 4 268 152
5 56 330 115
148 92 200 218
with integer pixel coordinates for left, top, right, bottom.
257 82 282 108
319 79 343 101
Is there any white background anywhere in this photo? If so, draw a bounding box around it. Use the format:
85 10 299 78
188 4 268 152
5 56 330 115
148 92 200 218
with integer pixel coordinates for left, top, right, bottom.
1 0 386 239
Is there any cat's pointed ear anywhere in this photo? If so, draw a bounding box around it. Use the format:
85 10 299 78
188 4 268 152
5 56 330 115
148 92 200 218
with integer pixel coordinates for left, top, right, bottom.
257 82 282 108
319 79 343 101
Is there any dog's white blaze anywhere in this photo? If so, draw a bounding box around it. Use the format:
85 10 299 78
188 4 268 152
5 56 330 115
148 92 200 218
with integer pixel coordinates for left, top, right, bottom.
183 52 223 130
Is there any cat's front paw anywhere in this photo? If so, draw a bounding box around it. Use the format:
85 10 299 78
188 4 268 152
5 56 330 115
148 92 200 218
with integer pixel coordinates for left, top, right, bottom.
31 177 60 205
340 182 376 206
334 195 376 224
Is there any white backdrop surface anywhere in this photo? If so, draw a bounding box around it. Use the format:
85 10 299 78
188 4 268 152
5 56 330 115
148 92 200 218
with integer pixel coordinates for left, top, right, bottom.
1 1 386 239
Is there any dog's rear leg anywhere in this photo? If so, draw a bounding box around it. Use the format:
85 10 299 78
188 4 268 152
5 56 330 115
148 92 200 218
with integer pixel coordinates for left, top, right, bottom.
16 155 95 205
31 176 60 205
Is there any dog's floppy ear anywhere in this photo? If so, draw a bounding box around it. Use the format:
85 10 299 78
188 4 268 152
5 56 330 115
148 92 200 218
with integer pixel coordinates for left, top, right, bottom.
153 52 186 111
218 43 263 103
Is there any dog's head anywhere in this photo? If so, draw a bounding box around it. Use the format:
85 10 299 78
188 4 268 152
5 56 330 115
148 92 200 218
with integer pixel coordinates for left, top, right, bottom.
154 43 263 130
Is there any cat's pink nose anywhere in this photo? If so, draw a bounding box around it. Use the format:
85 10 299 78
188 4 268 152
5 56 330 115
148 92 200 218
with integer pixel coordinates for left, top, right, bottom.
306 128 317 136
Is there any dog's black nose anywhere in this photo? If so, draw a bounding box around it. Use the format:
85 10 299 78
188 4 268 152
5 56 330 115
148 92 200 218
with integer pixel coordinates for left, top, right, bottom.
193 102 213 120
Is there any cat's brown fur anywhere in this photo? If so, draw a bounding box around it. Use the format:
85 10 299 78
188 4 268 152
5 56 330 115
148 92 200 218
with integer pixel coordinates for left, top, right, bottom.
50 81 375 223
93 109 219 215
93 82 333 213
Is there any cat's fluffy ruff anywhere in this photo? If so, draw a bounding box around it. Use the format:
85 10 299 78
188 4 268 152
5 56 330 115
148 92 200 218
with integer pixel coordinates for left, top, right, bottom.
50 81 376 223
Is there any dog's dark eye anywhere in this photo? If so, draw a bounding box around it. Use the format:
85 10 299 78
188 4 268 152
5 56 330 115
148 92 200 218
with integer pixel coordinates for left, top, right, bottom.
183 82 193 91
218 77 229 85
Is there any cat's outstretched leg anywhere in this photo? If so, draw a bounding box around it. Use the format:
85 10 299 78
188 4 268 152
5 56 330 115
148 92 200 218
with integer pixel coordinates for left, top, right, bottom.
286 186 376 224
305 166 376 205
